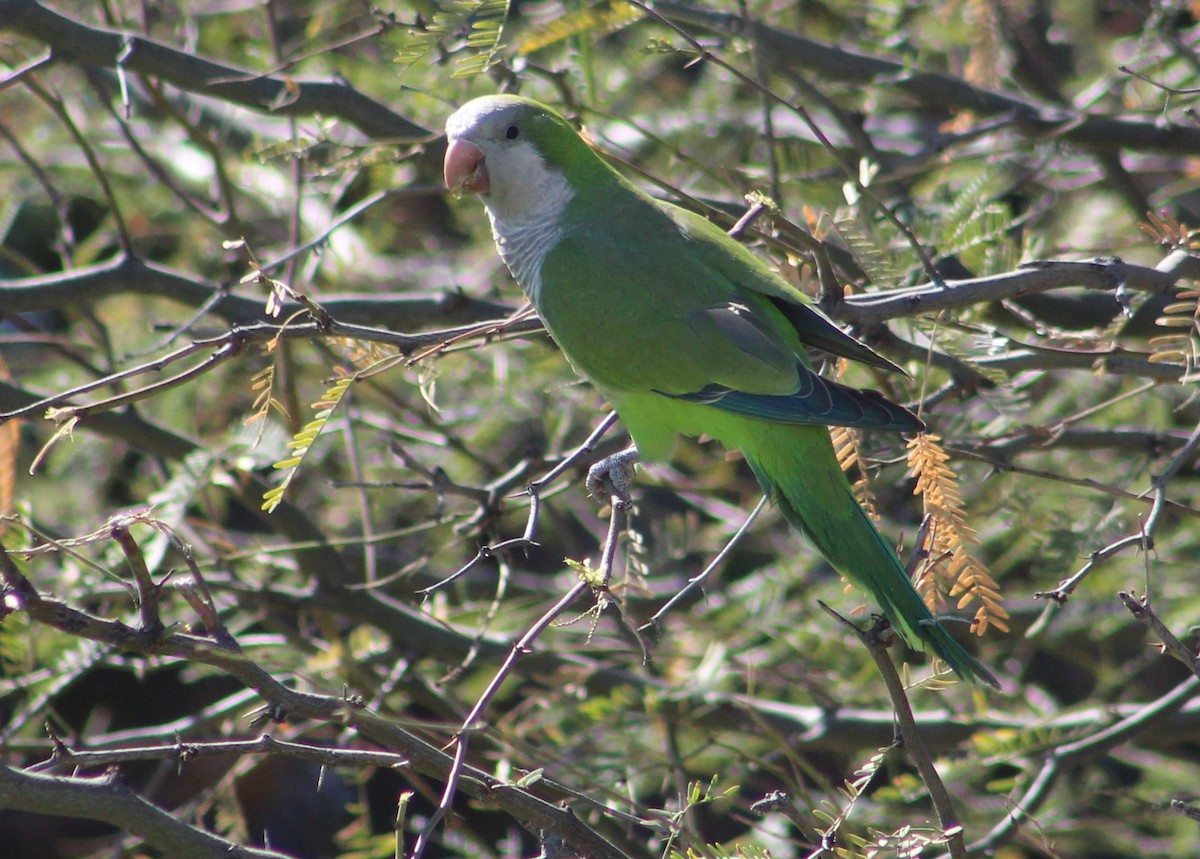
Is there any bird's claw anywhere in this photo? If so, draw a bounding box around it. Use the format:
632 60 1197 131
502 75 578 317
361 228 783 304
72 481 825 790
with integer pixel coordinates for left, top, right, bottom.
586 446 639 507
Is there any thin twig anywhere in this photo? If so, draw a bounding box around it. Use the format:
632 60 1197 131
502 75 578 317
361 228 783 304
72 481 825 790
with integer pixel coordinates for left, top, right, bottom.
642 494 767 631
1033 415 1200 610
0 542 631 859
44 732 410 771
408 575 594 859
858 615 969 859
409 502 627 859
966 674 1200 856
625 0 943 282
1119 592 1200 678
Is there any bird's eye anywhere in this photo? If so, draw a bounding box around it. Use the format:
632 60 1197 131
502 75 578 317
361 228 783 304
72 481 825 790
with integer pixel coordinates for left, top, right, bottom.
505 125 520 140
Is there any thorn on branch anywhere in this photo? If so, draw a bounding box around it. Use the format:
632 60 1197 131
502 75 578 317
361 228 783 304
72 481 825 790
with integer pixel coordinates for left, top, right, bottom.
1169 799 1200 821
1119 591 1200 678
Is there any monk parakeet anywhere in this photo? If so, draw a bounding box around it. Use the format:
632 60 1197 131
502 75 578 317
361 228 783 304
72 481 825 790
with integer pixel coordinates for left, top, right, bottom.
444 94 997 688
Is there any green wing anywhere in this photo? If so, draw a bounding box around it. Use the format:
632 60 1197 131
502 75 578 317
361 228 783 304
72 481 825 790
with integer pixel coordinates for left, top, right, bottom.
664 203 906 374
535 191 921 433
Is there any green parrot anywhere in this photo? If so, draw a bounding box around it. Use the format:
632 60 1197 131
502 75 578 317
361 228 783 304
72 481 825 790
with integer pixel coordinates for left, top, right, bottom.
444 94 997 688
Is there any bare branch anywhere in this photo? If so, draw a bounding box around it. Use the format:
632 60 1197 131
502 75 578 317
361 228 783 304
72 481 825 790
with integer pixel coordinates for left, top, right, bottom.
0 764 293 859
0 0 429 139
656 0 1200 154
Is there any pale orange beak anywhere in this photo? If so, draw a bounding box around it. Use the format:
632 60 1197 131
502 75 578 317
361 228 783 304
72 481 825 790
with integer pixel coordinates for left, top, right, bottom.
444 138 489 195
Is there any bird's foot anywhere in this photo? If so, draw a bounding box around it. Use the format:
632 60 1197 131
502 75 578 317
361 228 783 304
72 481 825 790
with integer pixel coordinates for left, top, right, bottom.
586 446 639 507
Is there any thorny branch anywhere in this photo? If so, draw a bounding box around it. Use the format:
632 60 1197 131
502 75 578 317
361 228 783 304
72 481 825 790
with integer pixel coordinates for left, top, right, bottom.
4 2 1200 857
0 533 633 859
965 674 1200 856
0 0 430 139
1031 415 1200 631
409 501 628 859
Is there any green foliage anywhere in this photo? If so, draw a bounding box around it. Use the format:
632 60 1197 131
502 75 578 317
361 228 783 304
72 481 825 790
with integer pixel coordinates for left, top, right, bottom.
2 1 1200 858
670 845 772 859
262 373 354 512
394 0 511 78
828 213 911 288
935 176 1020 276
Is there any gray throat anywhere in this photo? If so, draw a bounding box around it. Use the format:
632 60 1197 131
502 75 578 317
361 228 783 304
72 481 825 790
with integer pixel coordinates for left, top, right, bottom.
486 208 565 307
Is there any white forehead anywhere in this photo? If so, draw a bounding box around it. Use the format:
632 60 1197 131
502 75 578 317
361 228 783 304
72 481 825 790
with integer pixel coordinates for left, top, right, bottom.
446 97 525 139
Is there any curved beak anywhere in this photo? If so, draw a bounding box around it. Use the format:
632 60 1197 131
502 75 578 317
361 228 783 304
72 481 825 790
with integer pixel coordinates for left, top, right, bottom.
444 138 489 196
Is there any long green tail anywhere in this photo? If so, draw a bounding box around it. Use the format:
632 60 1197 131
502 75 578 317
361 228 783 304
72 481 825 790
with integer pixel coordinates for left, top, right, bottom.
741 424 999 688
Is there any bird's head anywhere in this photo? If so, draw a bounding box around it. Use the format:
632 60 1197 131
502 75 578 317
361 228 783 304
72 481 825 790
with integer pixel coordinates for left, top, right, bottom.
444 95 590 222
